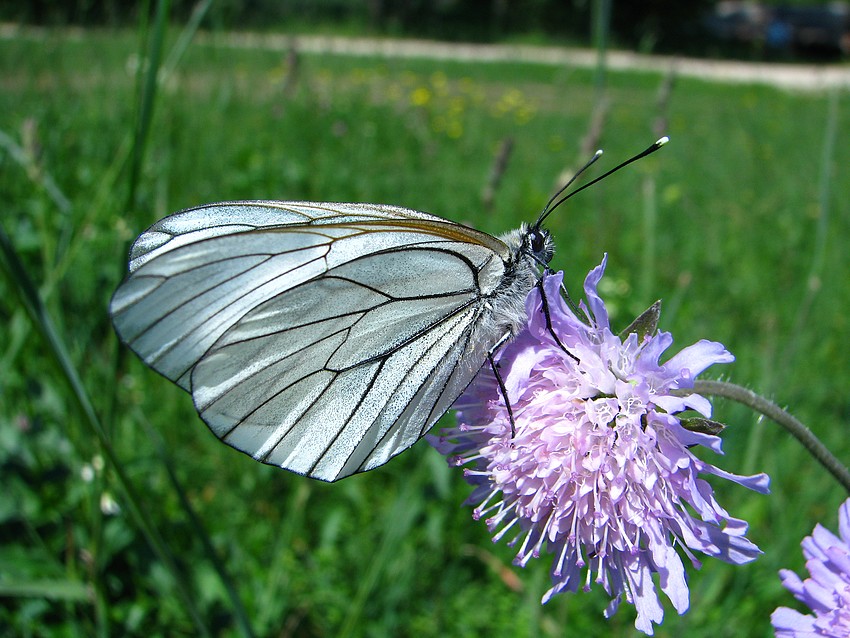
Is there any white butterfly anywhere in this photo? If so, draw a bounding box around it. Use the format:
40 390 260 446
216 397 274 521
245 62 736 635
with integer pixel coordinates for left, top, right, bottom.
109 139 667 482
110 201 553 481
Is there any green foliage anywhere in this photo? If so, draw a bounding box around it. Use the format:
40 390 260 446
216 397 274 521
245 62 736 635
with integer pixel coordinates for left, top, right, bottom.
1 25 849 637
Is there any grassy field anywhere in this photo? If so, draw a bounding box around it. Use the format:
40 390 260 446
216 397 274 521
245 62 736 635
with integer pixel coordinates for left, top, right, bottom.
1 23 849 638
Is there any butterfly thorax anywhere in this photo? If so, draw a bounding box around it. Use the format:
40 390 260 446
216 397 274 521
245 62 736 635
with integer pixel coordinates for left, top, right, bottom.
476 222 554 342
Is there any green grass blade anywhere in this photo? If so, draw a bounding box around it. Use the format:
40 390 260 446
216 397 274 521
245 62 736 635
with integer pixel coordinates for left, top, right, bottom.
126 0 171 211
0 223 213 638
780 89 839 372
337 475 424 638
639 175 657 301
591 0 611 95
144 418 258 638
0 128 71 215
0 580 91 601
162 0 215 78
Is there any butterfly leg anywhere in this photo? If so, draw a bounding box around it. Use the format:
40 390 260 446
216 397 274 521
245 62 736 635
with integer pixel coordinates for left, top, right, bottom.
487 337 517 438
558 277 581 317
536 278 579 363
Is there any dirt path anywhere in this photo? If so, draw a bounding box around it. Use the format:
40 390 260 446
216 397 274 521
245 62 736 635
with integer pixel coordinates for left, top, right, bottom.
216 32 850 92
3 23 849 91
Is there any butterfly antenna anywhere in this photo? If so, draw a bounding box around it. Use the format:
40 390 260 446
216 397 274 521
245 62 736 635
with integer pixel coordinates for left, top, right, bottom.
536 136 669 227
536 150 603 227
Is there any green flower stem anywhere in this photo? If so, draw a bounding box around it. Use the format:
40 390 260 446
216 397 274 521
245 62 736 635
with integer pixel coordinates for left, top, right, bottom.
693 379 850 494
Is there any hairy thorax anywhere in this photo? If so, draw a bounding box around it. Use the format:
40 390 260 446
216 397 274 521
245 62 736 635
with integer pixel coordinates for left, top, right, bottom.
473 223 554 348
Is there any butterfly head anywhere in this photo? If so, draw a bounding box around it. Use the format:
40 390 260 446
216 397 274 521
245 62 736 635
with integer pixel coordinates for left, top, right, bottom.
498 222 554 274
523 223 554 270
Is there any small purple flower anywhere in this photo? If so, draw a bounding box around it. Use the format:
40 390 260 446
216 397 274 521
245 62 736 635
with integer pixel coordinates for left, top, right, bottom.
772 498 850 637
430 257 770 635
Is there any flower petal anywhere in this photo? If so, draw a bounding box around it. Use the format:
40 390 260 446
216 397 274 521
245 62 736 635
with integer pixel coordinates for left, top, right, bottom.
582 255 609 329
772 498 850 637
664 340 734 388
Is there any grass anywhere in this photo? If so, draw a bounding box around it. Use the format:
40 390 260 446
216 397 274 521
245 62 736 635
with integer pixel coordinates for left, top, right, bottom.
1 23 849 637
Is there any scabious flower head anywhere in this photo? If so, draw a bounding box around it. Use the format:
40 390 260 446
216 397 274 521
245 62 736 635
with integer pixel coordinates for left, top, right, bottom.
430 256 770 635
772 498 850 637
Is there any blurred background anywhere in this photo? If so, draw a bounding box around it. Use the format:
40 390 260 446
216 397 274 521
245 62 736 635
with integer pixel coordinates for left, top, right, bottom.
1 1 848 636
5 0 850 59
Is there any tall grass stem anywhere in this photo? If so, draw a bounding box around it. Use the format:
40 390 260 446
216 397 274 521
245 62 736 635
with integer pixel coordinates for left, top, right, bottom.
0 223 213 636
777 89 838 378
126 0 171 213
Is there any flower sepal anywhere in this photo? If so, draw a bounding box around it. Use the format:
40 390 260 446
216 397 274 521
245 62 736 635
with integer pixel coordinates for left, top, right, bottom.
619 299 662 342
680 416 727 436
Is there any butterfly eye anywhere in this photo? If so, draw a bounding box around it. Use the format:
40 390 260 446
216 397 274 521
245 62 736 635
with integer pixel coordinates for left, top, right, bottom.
529 230 546 255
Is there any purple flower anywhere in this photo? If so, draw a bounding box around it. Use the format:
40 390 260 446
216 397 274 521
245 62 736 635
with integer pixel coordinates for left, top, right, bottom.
430 257 770 635
772 498 850 637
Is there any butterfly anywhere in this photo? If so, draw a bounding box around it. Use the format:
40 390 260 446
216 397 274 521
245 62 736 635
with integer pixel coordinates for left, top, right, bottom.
110 201 553 481
109 139 666 482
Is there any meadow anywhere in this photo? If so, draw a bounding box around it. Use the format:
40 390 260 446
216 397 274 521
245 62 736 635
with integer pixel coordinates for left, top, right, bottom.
1 22 849 638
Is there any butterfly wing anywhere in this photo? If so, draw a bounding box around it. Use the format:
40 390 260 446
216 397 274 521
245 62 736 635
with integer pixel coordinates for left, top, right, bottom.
110 201 512 481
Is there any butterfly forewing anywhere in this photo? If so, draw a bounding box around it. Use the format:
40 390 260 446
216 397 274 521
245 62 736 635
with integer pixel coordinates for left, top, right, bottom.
111 201 514 481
